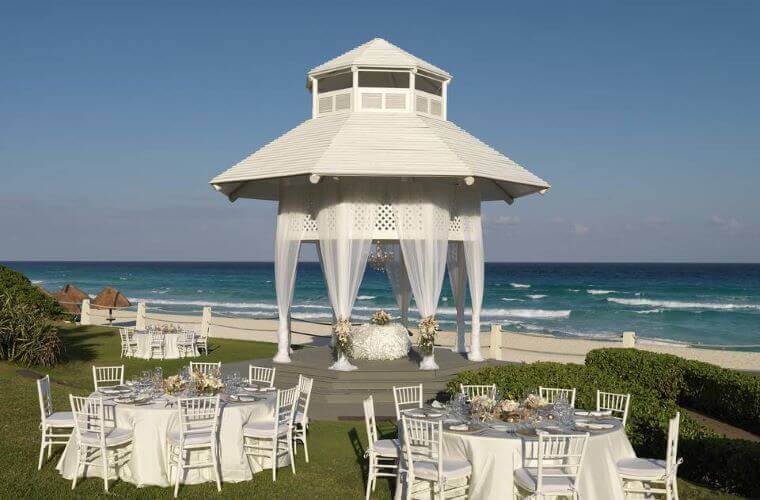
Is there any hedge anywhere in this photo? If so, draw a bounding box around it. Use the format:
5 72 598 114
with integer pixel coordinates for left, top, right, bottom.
586 348 760 435
0 264 63 319
448 353 760 497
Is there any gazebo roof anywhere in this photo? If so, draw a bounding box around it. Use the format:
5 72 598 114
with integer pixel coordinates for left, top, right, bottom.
308 38 450 79
210 113 549 203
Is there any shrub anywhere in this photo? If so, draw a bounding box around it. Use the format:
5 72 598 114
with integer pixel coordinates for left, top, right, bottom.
586 348 760 435
0 264 63 319
0 290 64 367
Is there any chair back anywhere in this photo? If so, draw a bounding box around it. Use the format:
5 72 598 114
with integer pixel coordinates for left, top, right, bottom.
393 384 423 420
596 390 631 426
296 375 314 419
531 432 589 494
189 361 222 377
460 384 497 400
363 395 379 448
248 365 276 387
37 375 54 421
539 386 577 408
274 386 298 434
176 396 221 442
119 328 130 344
183 330 196 343
666 412 681 475
70 395 106 442
92 365 124 390
401 416 443 482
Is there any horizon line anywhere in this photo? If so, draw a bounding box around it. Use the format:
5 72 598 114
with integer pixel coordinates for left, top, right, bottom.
3 260 760 265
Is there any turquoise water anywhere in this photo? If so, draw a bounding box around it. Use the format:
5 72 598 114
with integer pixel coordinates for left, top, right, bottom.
5 262 760 349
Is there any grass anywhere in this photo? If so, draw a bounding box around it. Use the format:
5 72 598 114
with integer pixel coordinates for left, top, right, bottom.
0 324 746 499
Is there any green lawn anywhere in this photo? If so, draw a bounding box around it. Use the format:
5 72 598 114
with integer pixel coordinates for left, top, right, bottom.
0 325 744 499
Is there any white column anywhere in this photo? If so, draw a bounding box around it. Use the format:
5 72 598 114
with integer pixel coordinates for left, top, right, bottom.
623 331 637 348
409 69 416 113
311 77 318 118
80 299 91 325
442 80 449 120
351 66 359 111
136 302 146 330
489 324 502 360
201 306 212 337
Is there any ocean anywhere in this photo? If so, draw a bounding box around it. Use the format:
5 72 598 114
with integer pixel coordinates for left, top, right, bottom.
5 262 760 350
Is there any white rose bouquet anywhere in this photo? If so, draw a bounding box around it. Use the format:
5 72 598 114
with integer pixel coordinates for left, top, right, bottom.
418 316 439 356
523 393 548 409
193 370 225 395
163 375 186 395
370 310 391 326
469 395 496 421
333 319 352 358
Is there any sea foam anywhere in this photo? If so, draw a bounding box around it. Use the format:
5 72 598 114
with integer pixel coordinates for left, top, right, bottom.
608 298 760 311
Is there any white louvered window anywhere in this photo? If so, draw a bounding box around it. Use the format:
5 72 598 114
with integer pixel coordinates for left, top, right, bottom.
362 93 382 109
385 93 406 110
430 99 442 117
319 96 333 114
335 93 351 111
416 95 429 114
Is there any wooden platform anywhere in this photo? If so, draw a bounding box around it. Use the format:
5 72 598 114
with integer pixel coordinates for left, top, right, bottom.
223 346 504 420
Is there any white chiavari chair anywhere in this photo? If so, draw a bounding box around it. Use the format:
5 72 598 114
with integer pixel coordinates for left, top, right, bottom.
363 395 400 500
189 361 222 377
459 384 497 400
539 386 577 408
617 412 683 500
393 384 423 421
293 375 313 462
69 395 133 492
514 431 589 499
92 365 124 391
37 375 74 469
148 331 165 360
401 416 471 499
248 365 276 387
167 395 222 497
119 328 137 358
597 390 632 426
196 331 209 355
176 330 196 358
242 386 298 481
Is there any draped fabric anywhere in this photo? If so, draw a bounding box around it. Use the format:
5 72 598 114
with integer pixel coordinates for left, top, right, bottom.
385 242 412 327
273 184 307 363
394 181 452 369
459 187 485 361
447 241 468 354
317 179 377 370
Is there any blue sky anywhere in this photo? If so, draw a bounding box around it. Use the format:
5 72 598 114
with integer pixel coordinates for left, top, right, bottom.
1 1 759 262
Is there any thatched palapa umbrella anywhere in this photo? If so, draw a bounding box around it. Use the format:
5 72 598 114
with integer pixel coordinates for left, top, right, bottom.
54 284 90 314
92 287 132 325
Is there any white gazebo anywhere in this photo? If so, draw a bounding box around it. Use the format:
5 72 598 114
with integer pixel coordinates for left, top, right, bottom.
210 38 549 370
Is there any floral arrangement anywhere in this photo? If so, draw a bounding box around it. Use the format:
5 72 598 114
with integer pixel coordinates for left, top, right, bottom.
494 398 520 414
160 324 179 334
418 316 440 356
469 395 496 421
192 370 225 394
163 375 186 395
370 310 391 326
523 393 548 409
333 318 352 358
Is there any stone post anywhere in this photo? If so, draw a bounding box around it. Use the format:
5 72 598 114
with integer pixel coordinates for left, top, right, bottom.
201 306 212 337
489 324 502 360
623 331 637 348
80 299 91 325
136 302 146 331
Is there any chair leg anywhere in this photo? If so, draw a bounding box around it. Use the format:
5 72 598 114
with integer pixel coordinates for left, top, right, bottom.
101 446 110 492
271 438 277 481
302 428 309 463
213 443 222 492
366 459 374 500
38 428 46 470
174 448 183 498
288 432 296 474
673 479 680 500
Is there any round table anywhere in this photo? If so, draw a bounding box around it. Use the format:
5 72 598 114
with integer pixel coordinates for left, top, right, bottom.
442 420 636 500
56 392 281 487
132 332 198 360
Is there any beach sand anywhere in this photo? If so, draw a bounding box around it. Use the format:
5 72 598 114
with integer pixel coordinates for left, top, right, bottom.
88 308 760 372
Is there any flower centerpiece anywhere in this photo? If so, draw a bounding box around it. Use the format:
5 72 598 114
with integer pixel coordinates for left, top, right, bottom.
370 310 391 326
159 324 178 334
418 316 440 370
192 369 225 395
470 395 496 421
163 374 186 395
523 393 548 410
330 318 358 371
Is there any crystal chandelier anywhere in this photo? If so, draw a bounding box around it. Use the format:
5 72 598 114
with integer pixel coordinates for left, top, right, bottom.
368 241 393 271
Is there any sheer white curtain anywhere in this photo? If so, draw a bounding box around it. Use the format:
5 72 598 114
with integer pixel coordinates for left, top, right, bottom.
317 179 377 370
447 241 468 354
394 181 452 369
385 242 412 327
273 183 307 363
460 187 485 361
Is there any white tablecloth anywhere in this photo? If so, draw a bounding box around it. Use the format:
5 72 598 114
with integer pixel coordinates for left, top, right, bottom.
442 421 636 500
132 333 198 360
56 393 281 487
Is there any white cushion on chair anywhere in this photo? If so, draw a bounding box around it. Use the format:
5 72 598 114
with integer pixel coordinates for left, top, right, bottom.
372 438 399 457
80 428 132 447
45 411 74 427
616 458 667 479
243 421 289 437
168 430 215 447
413 458 471 481
514 467 577 494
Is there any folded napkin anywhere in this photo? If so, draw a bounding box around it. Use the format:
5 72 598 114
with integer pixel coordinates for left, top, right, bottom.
431 400 445 409
448 423 469 431
576 422 614 430
575 410 613 417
